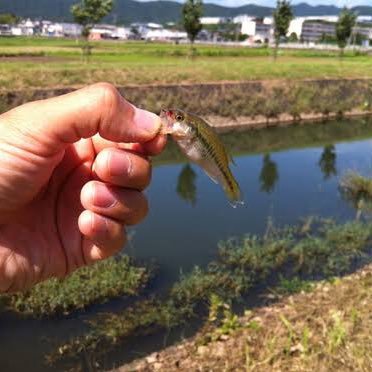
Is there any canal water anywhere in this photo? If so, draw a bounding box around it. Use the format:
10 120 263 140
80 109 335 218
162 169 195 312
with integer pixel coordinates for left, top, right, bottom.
1 117 372 371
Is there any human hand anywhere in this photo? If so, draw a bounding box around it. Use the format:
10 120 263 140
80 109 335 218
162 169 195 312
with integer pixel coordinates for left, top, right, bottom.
0 83 166 292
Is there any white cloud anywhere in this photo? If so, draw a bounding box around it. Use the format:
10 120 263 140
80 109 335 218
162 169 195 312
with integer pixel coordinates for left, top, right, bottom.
197 0 371 7
135 0 371 9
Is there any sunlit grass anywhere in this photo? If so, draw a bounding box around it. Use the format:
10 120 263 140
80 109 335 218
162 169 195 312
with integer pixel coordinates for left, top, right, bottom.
340 171 372 200
0 38 372 90
2 255 151 316
49 219 372 363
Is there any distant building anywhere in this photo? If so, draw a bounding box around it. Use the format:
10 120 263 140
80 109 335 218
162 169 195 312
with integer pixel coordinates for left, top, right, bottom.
301 20 336 43
300 17 372 44
236 15 255 36
89 25 118 40
288 18 305 39
200 17 226 25
235 15 273 43
42 22 82 38
0 24 12 36
11 18 35 36
145 29 187 41
255 19 272 42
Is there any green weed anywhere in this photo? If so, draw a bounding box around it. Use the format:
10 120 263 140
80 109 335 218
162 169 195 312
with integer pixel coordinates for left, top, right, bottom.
3 255 151 316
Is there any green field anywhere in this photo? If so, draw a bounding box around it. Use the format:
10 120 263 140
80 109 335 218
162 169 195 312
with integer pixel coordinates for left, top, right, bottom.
0 37 372 90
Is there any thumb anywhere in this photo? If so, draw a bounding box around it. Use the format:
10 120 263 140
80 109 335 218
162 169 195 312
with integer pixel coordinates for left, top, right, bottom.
3 83 161 157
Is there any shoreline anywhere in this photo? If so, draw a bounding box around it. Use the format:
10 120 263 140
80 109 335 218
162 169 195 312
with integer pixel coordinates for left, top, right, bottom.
208 110 372 133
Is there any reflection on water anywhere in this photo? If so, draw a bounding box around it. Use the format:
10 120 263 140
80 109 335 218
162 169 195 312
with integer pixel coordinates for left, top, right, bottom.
259 153 279 193
176 164 197 205
318 145 337 179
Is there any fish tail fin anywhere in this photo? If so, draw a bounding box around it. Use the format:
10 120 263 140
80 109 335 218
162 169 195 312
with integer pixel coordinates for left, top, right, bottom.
224 175 244 208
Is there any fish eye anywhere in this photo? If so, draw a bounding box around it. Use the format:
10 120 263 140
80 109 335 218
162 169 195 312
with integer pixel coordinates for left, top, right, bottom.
175 114 183 121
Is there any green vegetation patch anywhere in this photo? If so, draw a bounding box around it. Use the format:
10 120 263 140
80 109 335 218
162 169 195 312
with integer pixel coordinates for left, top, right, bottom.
50 219 372 362
0 39 372 91
2 255 151 316
340 170 372 201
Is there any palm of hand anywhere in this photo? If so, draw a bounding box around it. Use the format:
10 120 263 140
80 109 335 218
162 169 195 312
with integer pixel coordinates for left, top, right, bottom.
0 139 97 291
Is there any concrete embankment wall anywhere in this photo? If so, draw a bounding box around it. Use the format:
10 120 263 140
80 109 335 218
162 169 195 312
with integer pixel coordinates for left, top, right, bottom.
1 79 372 130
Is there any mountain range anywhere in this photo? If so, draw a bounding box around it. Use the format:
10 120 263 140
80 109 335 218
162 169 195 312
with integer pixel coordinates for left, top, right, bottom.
0 0 371 25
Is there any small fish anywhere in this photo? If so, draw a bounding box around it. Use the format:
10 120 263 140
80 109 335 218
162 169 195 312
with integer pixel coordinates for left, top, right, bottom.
160 108 243 207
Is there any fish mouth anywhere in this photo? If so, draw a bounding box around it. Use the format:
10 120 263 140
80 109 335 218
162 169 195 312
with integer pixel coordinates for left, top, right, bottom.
159 109 173 134
160 109 172 119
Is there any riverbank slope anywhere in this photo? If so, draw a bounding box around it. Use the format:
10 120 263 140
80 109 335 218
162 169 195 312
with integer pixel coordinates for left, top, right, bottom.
116 263 372 371
1 79 372 130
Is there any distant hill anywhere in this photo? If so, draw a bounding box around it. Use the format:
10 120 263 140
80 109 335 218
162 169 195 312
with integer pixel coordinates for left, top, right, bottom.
0 0 371 25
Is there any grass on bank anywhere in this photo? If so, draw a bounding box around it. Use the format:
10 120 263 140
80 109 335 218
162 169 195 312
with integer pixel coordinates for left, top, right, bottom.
340 171 372 215
120 265 372 372
1 255 151 316
340 171 372 200
0 38 372 90
50 219 372 363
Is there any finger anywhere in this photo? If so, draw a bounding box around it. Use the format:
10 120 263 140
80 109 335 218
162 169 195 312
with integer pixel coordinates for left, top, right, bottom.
92 133 167 156
81 181 149 225
138 134 167 156
92 148 151 190
3 83 162 157
78 210 126 263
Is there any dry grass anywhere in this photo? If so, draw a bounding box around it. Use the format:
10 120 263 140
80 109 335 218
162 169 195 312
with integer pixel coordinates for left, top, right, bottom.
118 265 372 371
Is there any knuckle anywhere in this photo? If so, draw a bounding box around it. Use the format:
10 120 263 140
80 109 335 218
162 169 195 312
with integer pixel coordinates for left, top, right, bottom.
94 82 122 121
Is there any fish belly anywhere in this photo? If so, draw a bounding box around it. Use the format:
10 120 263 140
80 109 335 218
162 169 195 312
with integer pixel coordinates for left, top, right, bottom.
175 136 225 185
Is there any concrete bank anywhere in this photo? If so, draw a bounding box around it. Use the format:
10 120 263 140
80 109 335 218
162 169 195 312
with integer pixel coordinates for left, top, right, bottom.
1 79 372 131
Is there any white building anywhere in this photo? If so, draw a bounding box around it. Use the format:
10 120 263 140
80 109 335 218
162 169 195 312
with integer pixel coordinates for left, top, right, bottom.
11 18 35 36
234 15 273 42
288 18 305 39
145 28 187 41
111 27 131 40
234 15 255 36
42 22 82 37
200 17 225 25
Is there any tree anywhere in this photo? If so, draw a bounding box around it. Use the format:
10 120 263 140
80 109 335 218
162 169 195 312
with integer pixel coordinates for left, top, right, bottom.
335 8 356 57
288 32 298 43
71 0 114 60
273 0 293 60
182 0 203 55
177 164 197 205
0 13 18 25
259 154 279 194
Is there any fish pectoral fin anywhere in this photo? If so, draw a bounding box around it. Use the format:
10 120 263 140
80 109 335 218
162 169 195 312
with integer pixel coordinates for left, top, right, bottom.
228 152 236 166
198 159 220 184
203 168 219 184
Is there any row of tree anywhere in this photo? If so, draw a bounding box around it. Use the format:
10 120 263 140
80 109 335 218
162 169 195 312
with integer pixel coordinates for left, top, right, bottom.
70 0 358 59
0 0 358 59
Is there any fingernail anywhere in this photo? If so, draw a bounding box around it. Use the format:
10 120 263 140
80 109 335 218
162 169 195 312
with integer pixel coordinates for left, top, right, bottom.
108 150 132 177
93 183 116 208
133 107 161 135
